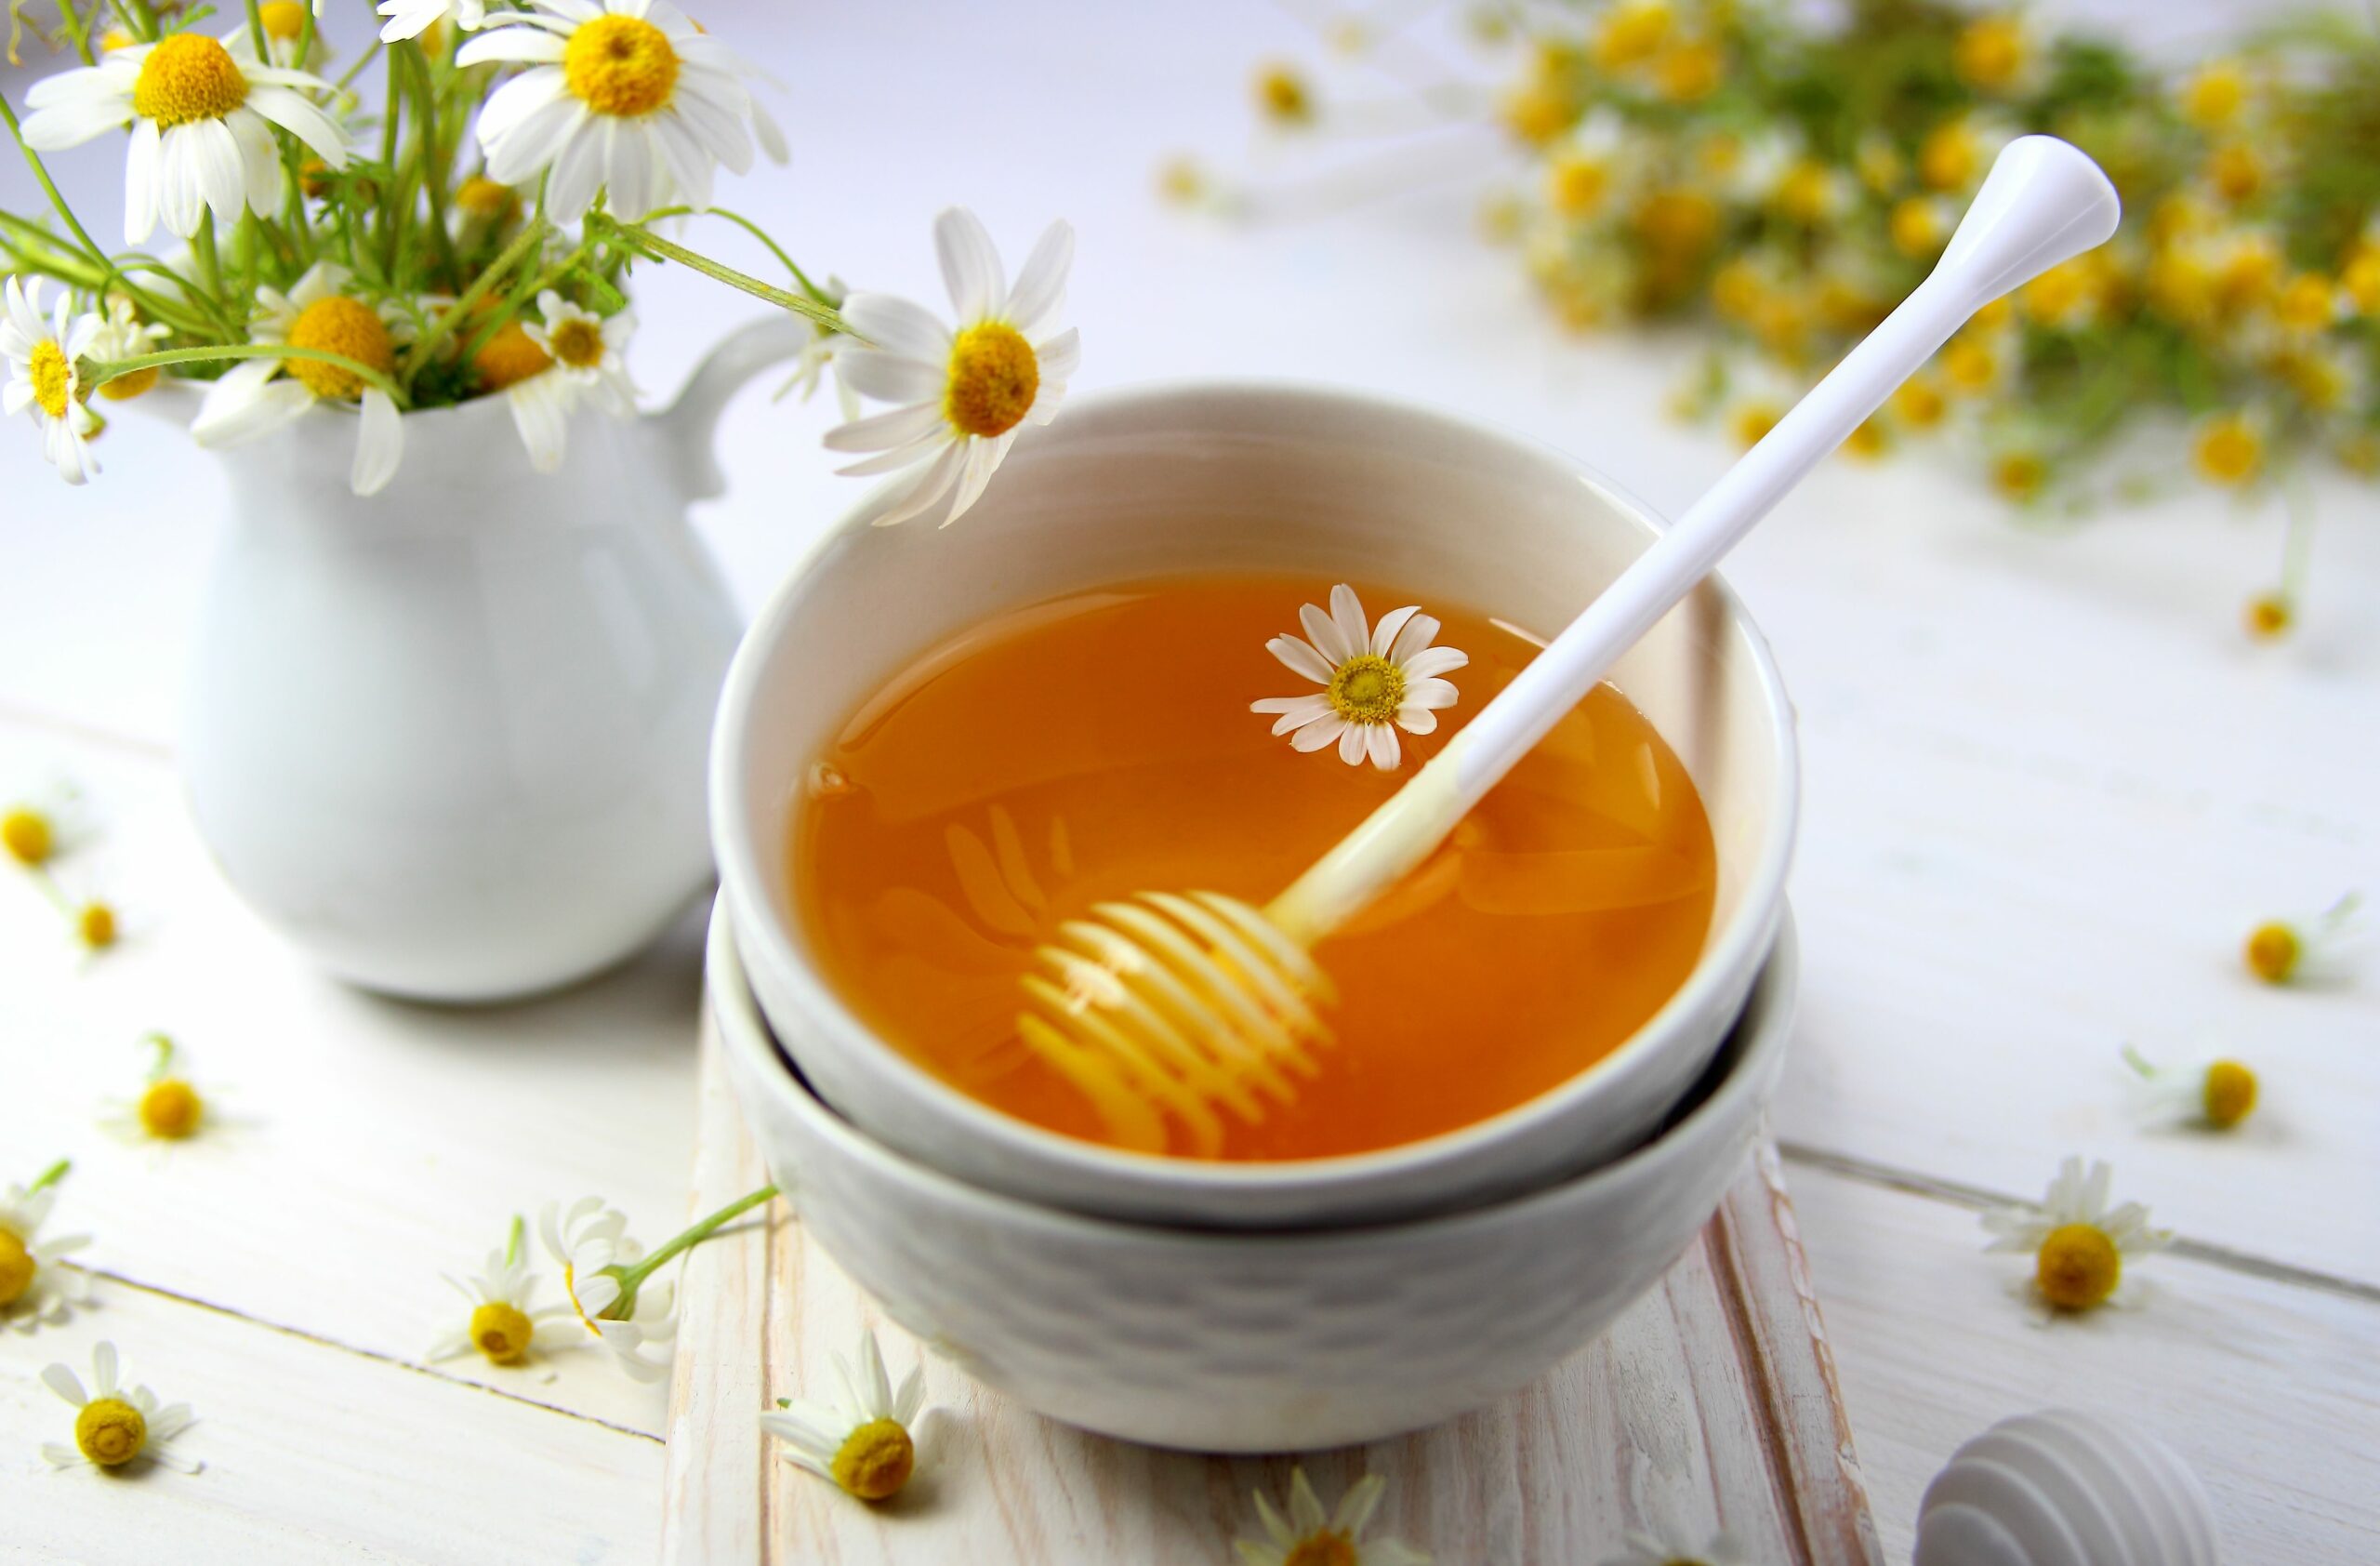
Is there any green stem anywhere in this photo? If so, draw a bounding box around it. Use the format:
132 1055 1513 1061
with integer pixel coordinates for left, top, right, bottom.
26 1156 71 1193
0 89 114 272
610 1186 778 1299
638 204 833 305
399 44 463 287
399 214 551 387
87 342 414 408
504 1214 524 1268
594 216 847 333
140 1030 175 1078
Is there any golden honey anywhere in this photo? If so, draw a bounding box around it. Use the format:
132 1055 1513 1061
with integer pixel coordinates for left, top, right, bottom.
792 575 1717 1161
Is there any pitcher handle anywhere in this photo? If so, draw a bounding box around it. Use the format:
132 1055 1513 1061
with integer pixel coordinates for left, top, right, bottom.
656 312 819 501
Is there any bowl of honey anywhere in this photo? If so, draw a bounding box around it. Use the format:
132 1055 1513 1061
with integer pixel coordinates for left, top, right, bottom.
712 382 1797 1227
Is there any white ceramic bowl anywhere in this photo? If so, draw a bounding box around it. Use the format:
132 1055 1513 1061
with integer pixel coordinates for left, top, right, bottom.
709 896 1799 1453
712 381 1798 1227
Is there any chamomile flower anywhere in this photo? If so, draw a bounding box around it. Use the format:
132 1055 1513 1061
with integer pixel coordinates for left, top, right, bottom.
101 1033 211 1143
540 1196 677 1382
16 28 347 245
1253 583 1468 770
773 308 861 423
456 0 769 221
1 776 92 869
1980 1156 2173 1315
824 207 1079 529
2243 893 2362 985
2 277 104 485
759 1328 929 1501
229 1 333 73
429 1218 577 1366
377 0 487 46
2122 1045 2259 1130
1235 1468 1432 1566
190 262 404 497
0 1164 93 1334
506 290 636 471
86 294 172 403
1597 1526 1746 1566
41 1342 200 1474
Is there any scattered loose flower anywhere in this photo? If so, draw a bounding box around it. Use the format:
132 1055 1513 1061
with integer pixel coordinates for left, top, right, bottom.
429 1216 577 1367
0 776 90 869
1253 583 1468 770
825 207 1079 529
2 277 103 484
1235 1468 1431 1566
0 1161 93 1334
540 1195 680 1382
191 262 405 497
41 1342 200 1474
1597 1524 1748 1566
2242 893 2362 986
1981 1156 2173 1315
102 1033 211 1143
2122 1045 2258 1131
759 1328 929 1502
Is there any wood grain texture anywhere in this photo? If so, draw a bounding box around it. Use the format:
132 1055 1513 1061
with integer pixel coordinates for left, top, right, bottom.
663 1026 1881 1565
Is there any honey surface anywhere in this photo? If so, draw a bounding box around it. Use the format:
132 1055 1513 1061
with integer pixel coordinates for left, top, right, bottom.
791 575 1717 1161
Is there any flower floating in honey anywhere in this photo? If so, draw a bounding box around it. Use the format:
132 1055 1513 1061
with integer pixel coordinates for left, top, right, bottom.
429 1216 577 1369
191 262 408 497
457 0 777 221
102 1033 213 1144
825 207 1080 529
41 1342 201 1474
16 26 347 245
1 1160 93 1334
2242 893 2361 986
1235 1468 1432 1566
2 277 104 484
1981 1157 2173 1316
1597 1524 1746 1566
2122 1045 2257 1132
760 1328 930 1502
539 1195 680 1383
1252 583 1468 770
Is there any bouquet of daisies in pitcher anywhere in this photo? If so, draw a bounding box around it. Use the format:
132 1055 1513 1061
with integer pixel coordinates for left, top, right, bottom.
0 0 1078 522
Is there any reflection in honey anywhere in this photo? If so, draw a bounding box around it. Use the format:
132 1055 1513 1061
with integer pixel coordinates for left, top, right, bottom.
792 577 1716 1161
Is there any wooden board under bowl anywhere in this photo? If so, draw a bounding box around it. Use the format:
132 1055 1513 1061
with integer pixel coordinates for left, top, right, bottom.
661 1013 1883 1565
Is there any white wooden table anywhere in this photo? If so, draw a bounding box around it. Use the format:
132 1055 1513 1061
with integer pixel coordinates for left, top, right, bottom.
4 3 2374 1561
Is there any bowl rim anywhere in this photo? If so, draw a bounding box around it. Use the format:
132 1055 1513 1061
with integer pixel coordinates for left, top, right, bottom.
709 377 1801 1209
710 894 1796 1249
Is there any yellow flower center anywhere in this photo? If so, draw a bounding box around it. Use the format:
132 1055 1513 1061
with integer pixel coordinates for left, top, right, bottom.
472 321 553 392
139 1078 204 1139
78 901 118 949
1500 84 1576 147
132 33 250 127
1255 64 1313 125
547 317 605 369
830 1416 916 1501
2182 62 2246 129
1891 197 1945 259
1 806 55 866
2205 143 2263 205
1842 418 1887 460
1633 188 1718 257
287 297 395 401
1941 337 1996 393
2273 274 2334 332
2193 416 2261 486
1654 39 1724 103
1992 452 2046 501
75 1396 148 1466
2202 1059 2258 1128
1546 154 1611 219
29 340 73 421
1327 653 1408 724
1283 1533 1359 1566
2243 593 2293 640
0 1227 33 1307
2034 1221 2121 1310
455 176 518 220
1771 161 1834 225
2342 250 2380 314
1919 123 1978 192
470 1300 536 1364
99 25 136 50
2243 921 2299 983
1893 375 1947 430
1955 16 2026 90
563 14 681 118
259 1 308 41
943 323 1039 438
1594 1 1671 69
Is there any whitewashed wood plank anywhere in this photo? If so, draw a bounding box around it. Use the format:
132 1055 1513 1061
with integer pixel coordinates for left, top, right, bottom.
1781 1158 2380 1566
0 720 696 1436
0 1283 662 1565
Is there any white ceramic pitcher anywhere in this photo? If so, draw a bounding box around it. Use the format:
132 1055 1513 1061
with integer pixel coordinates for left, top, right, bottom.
176 314 813 1002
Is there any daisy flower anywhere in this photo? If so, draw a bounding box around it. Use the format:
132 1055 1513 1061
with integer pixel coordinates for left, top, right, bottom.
759 1328 929 1502
1981 1156 2174 1315
16 27 347 245
1 776 93 869
2122 1045 2259 1131
1235 1468 1432 1566
190 262 404 497
229 1 333 73
824 206 1078 529
504 290 636 471
100 1033 211 1143
1 1163 93 1334
1253 583 1469 770
540 1196 678 1382
2 277 104 485
41 1342 200 1474
378 0 487 46
456 0 768 221
1596 1525 1746 1566
2242 892 2362 985
429 1218 577 1366
86 294 173 404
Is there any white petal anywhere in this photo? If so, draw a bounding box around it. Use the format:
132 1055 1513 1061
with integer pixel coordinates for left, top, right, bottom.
1031 325 1080 385
1404 677 1460 710
1329 583 1370 660
836 350 943 405
940 431 1013 527
123 119 162 246
1004 220 1074 336
1338 724 1370 764
934 206 1004 323
225 107 282 216
350 389 403 495
1366 724 1401 769
861 441 965 528
1401 645 1467 679
92 1343 119 1396
1298 601 1351 664
40 1362 87 1405
456 25 569 66
246 85 349 167
1290 715 1345 751
509 373 572 472
1265 634 1334 685
1368 604 1421 657
192 373 312 447
1395 705 1439 735
840 293 950 361
823 398 945 455
188 116 248 224
1388 611 1442 665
